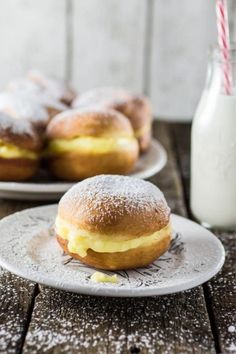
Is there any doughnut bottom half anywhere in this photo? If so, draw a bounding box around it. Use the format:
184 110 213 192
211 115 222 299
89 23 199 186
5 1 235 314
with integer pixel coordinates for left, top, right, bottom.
57 232 171 270
48 149 138 181
0 157 39 181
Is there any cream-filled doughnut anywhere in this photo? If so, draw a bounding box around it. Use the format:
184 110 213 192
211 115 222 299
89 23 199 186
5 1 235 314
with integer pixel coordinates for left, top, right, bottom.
6 81 67 122
46 108 139 180
56 175 171 270
30 92 67 121
72 87 152 153
0 92 49 133
28 70 76 106
0 112 42 181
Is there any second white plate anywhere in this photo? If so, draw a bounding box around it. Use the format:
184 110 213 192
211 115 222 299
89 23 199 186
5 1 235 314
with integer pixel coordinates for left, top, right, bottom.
0 205 225 297
0 139 166 200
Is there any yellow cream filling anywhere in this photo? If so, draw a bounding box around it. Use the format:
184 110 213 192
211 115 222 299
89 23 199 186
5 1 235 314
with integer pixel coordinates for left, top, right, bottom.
47 136 136 155
55 216 171 258
90 272 118 284
0 140 37 159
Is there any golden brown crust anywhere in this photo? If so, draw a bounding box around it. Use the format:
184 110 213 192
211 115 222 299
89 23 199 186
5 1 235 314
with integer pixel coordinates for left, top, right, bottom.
0 157 39 181
72 88 152 152
112 95 151 131
46 106 64 120
60 90 76 106
47 146 138 181
57 232 171 270
116 97 152 153
0 112 43 152
58 175 170 237
46 108 134 140
0 131 42 152
138 130 152 153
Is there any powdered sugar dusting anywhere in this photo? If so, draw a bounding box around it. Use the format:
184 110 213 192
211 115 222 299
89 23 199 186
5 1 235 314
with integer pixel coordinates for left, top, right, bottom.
51 107 129 123
0 266 36 353
28 69 72 102
23 287 215 354
60 175 170 225
228 325 236 333
8 78 68 111
34 93 66 111
0 92 49 124
0 111 36 137
73 87 133 109
7 78 44 96
19 90 67 112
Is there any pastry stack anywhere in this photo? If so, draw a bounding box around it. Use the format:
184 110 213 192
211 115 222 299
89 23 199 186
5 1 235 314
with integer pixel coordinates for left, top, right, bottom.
0 71 153 181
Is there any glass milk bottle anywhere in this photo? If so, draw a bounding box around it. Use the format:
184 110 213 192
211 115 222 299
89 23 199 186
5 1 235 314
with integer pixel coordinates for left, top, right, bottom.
191 47 236 230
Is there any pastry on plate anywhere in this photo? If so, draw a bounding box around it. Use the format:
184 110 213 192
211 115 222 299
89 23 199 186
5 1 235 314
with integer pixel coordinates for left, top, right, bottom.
0 92 49 133
31 92 67 121
0 112 42 181
72 87 152 153
28 70 76 106
46 108 139 180
6 81 67 121
55 174 171 270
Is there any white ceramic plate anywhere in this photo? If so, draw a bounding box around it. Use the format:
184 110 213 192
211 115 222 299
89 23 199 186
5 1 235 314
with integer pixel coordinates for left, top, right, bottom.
0 205 225 297
0 139 166 201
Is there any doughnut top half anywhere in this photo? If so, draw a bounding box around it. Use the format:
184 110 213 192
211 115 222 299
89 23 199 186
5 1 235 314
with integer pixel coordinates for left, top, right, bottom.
28 70 75 105
0 92 49 127
0 112 42 151
58 175 170 237
46 108 134 139
72 87 152 130
73 87 133 108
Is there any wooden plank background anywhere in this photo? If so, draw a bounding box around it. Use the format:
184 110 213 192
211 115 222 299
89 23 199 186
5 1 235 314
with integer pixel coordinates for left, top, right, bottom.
0 0 235 119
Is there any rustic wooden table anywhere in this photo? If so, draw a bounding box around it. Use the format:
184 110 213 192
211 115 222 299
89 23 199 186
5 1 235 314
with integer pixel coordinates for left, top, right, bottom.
0 122 235 354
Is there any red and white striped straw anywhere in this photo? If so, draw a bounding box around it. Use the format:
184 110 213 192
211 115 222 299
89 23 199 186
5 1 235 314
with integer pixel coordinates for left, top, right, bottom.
216 0 232 95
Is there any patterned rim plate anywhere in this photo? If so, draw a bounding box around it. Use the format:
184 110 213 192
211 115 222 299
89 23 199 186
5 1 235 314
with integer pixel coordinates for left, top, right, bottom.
0 205 225 297
0 139 167 201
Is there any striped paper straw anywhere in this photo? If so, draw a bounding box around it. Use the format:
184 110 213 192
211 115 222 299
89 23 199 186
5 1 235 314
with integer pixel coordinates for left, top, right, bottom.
216 0 232 95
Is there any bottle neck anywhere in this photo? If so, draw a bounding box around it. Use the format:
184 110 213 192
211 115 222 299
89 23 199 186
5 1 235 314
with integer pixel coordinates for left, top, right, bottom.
206 47 236 95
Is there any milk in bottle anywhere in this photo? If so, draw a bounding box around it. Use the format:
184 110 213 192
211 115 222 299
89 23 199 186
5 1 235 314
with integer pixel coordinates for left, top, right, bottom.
191 47 236 230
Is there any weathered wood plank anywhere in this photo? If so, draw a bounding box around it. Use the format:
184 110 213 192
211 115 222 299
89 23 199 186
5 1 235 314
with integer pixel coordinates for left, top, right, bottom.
71 0 147 93
0 201 46 354
0 200 45 220
0 270 37 354
23 287 215 354
0 0 67 87
149 0 216 120
150 123 187 216
23 122 215 354
171 123 236 354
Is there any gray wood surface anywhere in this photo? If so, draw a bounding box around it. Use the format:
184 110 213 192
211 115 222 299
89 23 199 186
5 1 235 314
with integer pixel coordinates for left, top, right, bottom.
172 123 236 354
0 201 43 353
0 270 37 353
